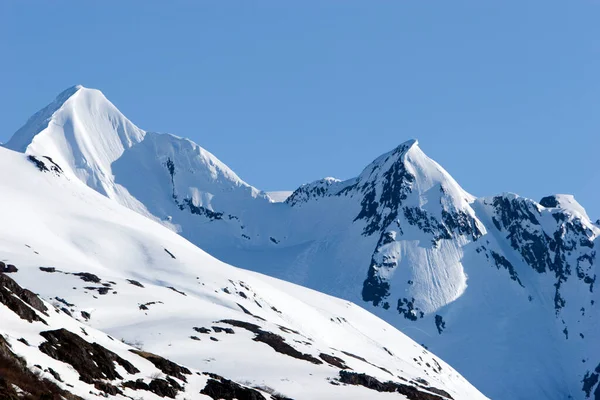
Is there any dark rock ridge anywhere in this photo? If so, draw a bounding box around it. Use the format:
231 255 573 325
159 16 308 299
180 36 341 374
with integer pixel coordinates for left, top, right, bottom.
0 262 18 273
319 353 350 369
397 297 425 321
164 157 240 223
539 195 560 208
353 142 419 236
39 328 139 383
582 362 600 399
487 195 596 312
285 177 340 207
130 349 191 382
178 198 224 220
127 279 145 287
27 155 63 175
489 250 523 287
0 334 82 400
201 372 267 400
337 370 450 400
123 376 183 398
361 231 396 307
0 272 48 324
434 315 446 334
220 319 322 365
73 272 101 283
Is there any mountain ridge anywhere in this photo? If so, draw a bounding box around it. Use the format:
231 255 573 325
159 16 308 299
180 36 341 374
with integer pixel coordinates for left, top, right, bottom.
0 144 484 399
4 85 599 400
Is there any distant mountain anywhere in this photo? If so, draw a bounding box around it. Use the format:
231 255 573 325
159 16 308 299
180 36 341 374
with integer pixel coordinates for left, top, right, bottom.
5 85 599 399
266 191 294 203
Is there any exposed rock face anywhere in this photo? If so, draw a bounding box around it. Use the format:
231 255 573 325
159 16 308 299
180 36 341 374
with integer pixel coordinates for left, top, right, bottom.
39 328 139 383
582 362 600 399
319 353 349 369
0 263 18 273
0 272 48 324
285 177 341 207
130 349 191 382
220 320 322 365
539 196 560 208
73 272 101 283
0 334 82 400
352 142 419 236
127 279 144 287
148 377 181 398
338 370 449 400
201 373 266 400
484 194 596 312
27 155 64 175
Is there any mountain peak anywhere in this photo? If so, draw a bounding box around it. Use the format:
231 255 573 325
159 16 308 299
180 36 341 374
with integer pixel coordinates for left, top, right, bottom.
48 84 110 108
397 138 419 150
5 85 145 196
56 84 84 100
5 85 86 152
356 138 474 202
368 138 420 168
6 85 267 225
5 85 130 152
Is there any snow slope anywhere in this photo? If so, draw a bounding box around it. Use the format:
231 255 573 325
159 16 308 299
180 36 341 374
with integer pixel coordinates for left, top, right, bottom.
0 146 485 399
6 85 600 399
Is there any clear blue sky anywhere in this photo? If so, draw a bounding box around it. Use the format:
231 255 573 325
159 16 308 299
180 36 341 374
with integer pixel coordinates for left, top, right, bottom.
1 1 599 219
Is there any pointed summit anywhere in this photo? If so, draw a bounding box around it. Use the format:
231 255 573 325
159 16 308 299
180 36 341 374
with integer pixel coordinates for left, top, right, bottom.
5 85 84 152
5 85 267 227
356 139 474 208
5 85 145 196
56 84 84 100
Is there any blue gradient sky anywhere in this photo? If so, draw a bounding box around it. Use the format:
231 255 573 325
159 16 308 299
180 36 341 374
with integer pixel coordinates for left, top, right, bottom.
1 1 598 218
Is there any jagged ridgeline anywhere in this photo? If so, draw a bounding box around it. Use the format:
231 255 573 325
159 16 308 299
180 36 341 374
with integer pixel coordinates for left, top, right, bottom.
3 85 599 400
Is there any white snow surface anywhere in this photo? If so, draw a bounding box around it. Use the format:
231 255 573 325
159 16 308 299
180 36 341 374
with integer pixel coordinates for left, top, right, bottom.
0 145 485 399
5 85 600 400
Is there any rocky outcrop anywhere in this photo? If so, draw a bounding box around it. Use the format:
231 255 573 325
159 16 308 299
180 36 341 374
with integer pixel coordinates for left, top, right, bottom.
201 372 266 400
285 177 341 207
0 334 82 400
220 320 322 365
130 349 191 382
0 273 48 324
39 328 139 383
485 194 596 312
337 370 450 400
27 155 64 175
582 362 600 399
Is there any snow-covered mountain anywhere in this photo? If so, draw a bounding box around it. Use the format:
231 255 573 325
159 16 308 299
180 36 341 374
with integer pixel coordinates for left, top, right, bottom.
5 85 599 399
0 144 484 399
